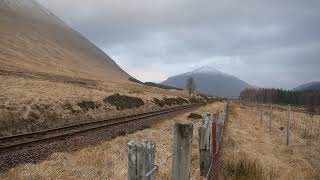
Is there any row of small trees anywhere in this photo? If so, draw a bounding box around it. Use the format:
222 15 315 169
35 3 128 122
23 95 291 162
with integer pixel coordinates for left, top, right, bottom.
240 88 320 106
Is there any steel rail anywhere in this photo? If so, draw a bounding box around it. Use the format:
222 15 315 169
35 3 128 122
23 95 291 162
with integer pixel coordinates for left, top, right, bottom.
0 104 201 151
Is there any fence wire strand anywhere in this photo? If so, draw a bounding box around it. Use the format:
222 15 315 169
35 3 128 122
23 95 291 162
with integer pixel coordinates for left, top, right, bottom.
138 102 230 179
248 103 320 144
206 102 229 180
145 121 200 177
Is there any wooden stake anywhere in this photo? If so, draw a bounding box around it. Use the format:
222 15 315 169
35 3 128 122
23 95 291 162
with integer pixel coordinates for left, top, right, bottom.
269 104 273 132
304 115 308 138
299 113 302 137
292 111 295 133
211 118 217 156
172 123 193 180
128 141 155 180
199 113 211 176
287 105 291 146
317 116 320 141
260 105 263 124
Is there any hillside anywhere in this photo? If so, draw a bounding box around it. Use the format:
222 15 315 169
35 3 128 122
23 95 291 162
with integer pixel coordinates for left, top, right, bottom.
162 66 251 97
293 82 320 92
0 0 191 137
0 0 129 81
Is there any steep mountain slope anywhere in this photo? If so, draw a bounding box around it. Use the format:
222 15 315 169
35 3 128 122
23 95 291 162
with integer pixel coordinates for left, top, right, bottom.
162 66 251 97
0 0 194 139
0 0 129 81
293 82 320 91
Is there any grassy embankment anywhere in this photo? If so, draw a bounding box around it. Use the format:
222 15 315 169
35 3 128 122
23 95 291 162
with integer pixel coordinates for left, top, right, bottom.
1 102 224 179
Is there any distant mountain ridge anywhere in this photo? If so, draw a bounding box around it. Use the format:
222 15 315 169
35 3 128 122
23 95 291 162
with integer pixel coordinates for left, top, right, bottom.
161 66 251 97
293 82 320 91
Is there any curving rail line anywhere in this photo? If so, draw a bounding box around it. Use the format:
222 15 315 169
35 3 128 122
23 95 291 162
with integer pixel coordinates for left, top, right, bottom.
0 104 202 152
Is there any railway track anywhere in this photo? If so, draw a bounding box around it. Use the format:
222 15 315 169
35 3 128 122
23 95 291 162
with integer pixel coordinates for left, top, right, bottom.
0 104 201 152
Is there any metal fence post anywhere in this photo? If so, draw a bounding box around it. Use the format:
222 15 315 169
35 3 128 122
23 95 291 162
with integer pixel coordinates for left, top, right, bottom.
128 141 155 180
172 123 193 180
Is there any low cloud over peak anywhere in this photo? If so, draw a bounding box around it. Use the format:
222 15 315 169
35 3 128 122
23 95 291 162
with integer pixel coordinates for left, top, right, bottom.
37 0 320 89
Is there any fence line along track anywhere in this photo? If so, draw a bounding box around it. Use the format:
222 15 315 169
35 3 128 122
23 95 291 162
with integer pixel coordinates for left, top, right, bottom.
243 103 320 115
0 104 201 152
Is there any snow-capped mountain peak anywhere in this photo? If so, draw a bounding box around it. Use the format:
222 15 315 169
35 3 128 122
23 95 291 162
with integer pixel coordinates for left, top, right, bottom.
162 65 251 97
192 66 222 74
184 66 228 76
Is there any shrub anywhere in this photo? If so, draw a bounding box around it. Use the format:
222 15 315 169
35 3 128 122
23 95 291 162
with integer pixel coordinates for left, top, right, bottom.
198 94 217 104
163 97 189 105
62 102 73 111
77 100 99 112
187 113 202 119
153 98 165 107
153 97 189 107
104 94 144 110
189 97 206 104
175 97 189 104
163 98 177 106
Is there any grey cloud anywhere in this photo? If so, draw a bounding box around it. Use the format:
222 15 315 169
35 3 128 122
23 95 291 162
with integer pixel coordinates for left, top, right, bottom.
37 0 320 88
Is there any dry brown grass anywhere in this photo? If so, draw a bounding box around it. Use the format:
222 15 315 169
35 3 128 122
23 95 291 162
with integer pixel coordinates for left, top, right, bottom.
221 103 320 180
0 75 189 136
0 102 225 180
246 105 320 146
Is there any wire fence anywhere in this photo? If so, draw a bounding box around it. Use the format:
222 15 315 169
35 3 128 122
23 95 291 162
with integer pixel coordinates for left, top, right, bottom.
244 103 320 144
206 102 229 180
128 102 230 180
144 137 195 178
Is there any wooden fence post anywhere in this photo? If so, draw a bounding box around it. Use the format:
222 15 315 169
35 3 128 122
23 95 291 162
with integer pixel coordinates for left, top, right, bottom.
212 113 219 151
269 104 273 131
287 105 291 146
211 116 217 156
215 110 225 151
199 113 211 176
172 123 193 180
260 104 263 124
128 141 155 180
216 115 222 152
317 116 320 142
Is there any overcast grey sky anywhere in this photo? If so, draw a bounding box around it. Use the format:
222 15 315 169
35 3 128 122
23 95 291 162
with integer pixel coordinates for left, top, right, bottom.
37 0 320 89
